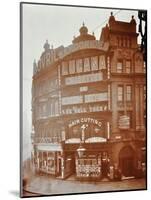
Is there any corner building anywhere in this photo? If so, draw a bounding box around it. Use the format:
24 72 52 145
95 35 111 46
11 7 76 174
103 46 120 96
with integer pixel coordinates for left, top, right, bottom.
32 14 146 180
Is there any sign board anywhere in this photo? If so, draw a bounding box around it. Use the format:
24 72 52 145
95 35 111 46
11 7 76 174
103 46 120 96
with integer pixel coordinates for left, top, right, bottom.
118 115 130 129
68 118 102 128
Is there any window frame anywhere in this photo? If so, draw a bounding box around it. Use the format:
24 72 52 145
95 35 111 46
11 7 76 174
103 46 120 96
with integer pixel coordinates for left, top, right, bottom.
117 85 124 102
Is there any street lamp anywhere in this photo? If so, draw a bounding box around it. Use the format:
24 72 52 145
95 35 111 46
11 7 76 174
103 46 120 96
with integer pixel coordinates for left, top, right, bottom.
77 143 86 158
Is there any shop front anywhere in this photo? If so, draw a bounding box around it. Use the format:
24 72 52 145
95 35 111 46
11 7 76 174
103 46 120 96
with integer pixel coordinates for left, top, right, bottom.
60 116 111 180
34 144 63 176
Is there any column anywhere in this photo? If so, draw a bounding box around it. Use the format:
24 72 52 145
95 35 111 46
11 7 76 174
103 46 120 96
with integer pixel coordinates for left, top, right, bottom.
107 122 110 139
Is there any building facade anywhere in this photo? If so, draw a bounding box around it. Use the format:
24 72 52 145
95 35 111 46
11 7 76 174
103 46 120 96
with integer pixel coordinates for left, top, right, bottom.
32 13 146 180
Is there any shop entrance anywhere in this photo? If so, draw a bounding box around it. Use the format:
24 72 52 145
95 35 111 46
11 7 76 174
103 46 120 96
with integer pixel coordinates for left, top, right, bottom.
119 146 135 177
65 152 76 177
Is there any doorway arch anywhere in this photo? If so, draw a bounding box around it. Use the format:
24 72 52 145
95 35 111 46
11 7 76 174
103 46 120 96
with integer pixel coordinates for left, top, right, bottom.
119 145 135 177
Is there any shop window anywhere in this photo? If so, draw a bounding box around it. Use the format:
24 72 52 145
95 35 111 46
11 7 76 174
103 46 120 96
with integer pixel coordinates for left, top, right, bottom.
125 60 131 73
69 60 76 74
126 85 132 101
62 61 68 75
117 61 123 73
84 57 90 72
91 56 98 71
117 86 124 101
76 59 83 73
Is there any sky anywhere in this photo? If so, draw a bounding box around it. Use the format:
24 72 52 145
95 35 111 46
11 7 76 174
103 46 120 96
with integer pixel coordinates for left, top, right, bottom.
22 3 140 160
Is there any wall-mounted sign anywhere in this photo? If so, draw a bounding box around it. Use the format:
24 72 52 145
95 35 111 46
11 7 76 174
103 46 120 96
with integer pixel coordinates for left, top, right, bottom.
35 41 109 73
118 115 130 129
68 118 102 128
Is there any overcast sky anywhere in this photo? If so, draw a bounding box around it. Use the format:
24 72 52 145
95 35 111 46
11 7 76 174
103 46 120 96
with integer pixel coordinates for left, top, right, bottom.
22 3 140 159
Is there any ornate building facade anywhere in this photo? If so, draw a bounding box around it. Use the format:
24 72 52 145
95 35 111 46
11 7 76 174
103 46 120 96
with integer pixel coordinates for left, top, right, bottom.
32 13 146 180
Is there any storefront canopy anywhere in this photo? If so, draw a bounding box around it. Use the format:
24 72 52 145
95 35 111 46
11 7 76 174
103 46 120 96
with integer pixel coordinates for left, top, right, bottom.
36 144 62 152
85 137 107 143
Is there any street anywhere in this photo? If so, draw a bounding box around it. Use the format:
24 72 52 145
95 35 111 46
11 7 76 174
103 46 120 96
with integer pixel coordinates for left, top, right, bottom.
23 174 146 197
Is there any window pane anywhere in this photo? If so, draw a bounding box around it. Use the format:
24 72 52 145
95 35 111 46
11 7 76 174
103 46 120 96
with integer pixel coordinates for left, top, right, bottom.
125 60 131 73
118 86 123 101
126 85 132 101
99 55 106 69
91 56 98 71
69 60 75 74
84 58 90 72
117 61 123 73
76 59 83 73
62 61 68 75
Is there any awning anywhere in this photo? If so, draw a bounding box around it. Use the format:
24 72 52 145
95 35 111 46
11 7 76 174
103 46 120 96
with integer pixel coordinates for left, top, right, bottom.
85 137 107 143
65 138 81 144
36 144 62 152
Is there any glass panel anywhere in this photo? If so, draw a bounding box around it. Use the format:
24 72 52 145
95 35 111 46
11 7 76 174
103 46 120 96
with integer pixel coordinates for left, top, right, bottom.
62 61 68 75
118 86 123 101
126 85 132 101
69 60 75 74
84 58 90 72
99 55 106 69
91 56 98 71
117 61 123 73
76 59 83 73
125 60 131 73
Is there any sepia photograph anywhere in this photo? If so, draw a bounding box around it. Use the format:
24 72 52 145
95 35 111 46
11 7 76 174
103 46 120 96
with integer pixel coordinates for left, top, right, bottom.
20 2 147 197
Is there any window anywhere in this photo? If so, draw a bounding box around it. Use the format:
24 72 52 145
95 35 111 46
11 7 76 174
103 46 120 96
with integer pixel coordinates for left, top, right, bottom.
125 60 131 73
84 58 90 72
91 56 98 71
126 85 132 101
85 92 108 103
117 86 123 101
69 60 75 74
62 61 68 75
76 59 83 73
62 95 83 105
117 61 123 73
99 55 106 69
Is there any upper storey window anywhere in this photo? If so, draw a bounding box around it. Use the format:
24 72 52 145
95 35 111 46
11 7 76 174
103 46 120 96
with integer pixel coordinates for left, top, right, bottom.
84 58 90 72
76 59 83 73
69 60 76 74
126 85 132 101
99 55 106 69
117 86 124 101
91 56 98 71
62 61 68 75
125 60 131 73
117 61 123 73
117 36 131 48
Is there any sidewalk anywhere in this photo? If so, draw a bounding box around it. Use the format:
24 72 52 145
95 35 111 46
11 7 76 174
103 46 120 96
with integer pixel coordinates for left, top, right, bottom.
24 174 146 196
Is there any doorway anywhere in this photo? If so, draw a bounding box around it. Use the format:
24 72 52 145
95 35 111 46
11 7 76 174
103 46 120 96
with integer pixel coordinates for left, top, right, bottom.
119 146 135 177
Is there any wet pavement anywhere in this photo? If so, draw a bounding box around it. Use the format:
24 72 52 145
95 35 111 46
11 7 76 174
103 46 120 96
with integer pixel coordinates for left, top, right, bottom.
23 174 146 197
